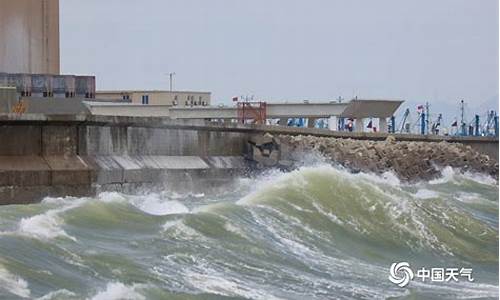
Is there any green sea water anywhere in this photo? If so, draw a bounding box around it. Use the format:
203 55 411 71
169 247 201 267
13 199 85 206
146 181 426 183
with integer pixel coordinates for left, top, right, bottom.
0 164 497 299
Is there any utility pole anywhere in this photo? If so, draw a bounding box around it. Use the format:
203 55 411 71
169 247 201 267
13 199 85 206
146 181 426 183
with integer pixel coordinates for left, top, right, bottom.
168 72 176 92
474 114 480 136
420 110 425 135
460 99 465 136
425 101 430 135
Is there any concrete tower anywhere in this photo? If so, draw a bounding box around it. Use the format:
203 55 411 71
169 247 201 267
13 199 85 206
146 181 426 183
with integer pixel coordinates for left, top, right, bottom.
0 0 60 74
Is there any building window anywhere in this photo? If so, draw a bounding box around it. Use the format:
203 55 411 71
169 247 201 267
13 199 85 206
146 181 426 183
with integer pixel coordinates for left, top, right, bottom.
142 95 149 104
122 94 130 100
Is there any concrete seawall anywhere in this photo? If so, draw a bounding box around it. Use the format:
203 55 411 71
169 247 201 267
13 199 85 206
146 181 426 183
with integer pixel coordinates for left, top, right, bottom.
0 115 252 204
0 114 498 204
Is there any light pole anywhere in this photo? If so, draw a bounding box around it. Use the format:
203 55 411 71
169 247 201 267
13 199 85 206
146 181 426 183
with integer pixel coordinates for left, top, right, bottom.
168 72 176 92
460 99 465 136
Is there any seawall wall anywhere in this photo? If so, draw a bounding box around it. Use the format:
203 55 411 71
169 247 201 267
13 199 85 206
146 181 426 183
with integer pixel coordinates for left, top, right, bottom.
0 114 498 205
0 115 252 204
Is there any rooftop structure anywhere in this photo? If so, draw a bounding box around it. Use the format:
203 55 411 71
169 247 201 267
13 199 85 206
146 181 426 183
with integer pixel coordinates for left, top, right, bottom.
0 72 96 99
83 101 350 118
96 90 211 107
84 99 403 132
340 99 404 119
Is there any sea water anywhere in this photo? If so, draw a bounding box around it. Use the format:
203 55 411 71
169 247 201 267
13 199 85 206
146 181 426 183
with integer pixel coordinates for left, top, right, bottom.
0 164 497 299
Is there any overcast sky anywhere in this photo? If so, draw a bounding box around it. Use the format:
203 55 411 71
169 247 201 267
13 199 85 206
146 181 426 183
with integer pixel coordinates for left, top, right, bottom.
60 0 498 123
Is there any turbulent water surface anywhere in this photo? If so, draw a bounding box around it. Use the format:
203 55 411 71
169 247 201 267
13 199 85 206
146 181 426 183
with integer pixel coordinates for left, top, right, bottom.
0 164 498 300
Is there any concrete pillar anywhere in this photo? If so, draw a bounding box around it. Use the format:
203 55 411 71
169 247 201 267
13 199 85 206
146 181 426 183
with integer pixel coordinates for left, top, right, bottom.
308 118 317 128
355 118 364 132
328 116 337 131
197 130 209 157
0 0 60 74
379 118 388 133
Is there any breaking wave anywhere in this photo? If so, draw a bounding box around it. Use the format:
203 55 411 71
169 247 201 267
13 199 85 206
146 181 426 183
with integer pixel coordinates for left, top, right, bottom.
0 164 497 299
0 263 30 298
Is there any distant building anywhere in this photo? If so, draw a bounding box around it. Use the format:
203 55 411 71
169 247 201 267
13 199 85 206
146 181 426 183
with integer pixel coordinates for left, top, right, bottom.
96 90 211 107
0 72 96 99
0 0 60 74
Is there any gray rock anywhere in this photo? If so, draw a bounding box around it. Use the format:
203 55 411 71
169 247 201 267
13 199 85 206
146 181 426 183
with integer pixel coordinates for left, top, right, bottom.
275 134 498 182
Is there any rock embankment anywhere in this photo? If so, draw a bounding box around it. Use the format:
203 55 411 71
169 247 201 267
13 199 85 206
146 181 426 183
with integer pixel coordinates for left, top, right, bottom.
250 134 498 182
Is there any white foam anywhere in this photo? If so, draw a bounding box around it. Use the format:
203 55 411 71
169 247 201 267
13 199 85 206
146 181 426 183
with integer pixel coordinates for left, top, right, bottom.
18 212 74 241
360 170 402 187
165 191 205 200
429 166 456 184
97 192 128 203
414 189 439 199
186 271 282 300
41 196 77 206
223 222 247 238
429 166 497 186
236 166 317 206
411 280 499 299
36 289 76 300
132 194 189 216
90 282 145 300
455 192 494 205
17 198 86 241
0 264 30 298
191 201 231 214
162 221 203 240
311 201 344 226
162 219 182 231
462 171 498 186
